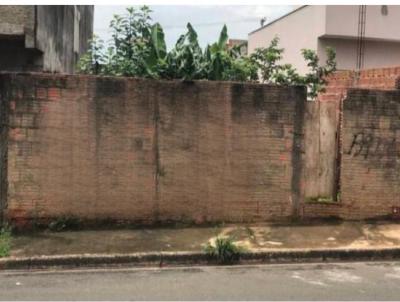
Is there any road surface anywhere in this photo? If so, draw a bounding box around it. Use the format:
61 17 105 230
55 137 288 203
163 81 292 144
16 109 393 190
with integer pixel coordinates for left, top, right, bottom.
1 261 400 300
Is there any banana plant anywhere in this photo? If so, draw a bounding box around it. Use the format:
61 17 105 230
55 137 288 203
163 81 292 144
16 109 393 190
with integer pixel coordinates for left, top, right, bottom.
165 23 206 80
142 22 168 78
204 25 231 80
77 5 336 94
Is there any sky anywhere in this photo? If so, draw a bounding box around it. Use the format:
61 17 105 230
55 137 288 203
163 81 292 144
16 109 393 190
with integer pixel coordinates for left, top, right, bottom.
94 5 295 49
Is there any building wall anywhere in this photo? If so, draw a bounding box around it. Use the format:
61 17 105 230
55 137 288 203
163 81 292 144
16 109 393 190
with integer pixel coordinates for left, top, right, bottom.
227 39 248 56
248 6 327 75
36 6 94 73
0 6 41 71
248 5 400 75
0 5 94 73
0 5 35 46
318 38 400 71
0 73 306 227
0 38 43 72
325 5 400 41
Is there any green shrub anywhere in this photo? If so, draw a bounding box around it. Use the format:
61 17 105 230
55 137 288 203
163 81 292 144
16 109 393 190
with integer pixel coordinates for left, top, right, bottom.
204 236 243 264
0 225 11 258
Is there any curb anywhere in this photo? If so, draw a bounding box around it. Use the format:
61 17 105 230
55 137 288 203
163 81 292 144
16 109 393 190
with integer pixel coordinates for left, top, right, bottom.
2 247 400 270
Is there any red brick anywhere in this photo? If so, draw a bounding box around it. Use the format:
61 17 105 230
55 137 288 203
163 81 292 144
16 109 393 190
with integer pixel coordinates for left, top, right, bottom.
47 87 61 101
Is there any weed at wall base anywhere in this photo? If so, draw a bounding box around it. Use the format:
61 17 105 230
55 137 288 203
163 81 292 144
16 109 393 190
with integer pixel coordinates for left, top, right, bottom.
48 216 82 232
0 225 12 258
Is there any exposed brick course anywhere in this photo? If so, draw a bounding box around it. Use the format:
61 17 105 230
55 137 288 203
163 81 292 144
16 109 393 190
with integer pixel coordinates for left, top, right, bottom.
320 66 400 103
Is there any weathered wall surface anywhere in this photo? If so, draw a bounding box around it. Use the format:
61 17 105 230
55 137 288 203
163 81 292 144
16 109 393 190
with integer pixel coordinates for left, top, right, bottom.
301 66 400 218
36 6 94 73
0 5 94 73
0 76 10 224
303 100 339 200
2 72 400 226
340 89 400 219
0 39 42 72
0 5 40 72
0 6 35 45
156 82 305 222
0 73 306 226
303 88 400 220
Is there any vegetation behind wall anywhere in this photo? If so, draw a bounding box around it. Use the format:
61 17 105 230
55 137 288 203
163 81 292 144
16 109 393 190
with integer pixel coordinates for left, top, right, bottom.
77 6 336 99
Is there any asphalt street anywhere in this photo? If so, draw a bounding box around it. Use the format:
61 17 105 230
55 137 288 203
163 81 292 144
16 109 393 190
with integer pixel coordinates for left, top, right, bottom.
1 261 400 300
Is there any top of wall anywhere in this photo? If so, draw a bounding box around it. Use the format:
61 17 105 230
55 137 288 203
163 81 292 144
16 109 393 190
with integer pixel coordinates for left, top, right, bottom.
0 72 307 91
249 6 308 35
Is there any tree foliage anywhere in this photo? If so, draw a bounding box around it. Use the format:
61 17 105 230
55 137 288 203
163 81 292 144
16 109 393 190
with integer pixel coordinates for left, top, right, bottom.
78 6 336 99
250 37 336 99
301 47 336 99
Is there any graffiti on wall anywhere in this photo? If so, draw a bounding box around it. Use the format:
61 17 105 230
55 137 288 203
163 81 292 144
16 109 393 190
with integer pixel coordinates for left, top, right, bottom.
347 132 398 159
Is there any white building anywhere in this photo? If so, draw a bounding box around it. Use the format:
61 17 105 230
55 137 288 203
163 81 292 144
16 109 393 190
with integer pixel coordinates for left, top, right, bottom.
248 5 400 74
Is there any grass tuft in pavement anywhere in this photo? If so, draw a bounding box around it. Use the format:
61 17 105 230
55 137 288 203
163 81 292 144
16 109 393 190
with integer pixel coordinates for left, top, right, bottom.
204 236 243 264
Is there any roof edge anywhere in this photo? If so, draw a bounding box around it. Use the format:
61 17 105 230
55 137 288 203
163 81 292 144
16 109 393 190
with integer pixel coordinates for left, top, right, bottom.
248 5 308 36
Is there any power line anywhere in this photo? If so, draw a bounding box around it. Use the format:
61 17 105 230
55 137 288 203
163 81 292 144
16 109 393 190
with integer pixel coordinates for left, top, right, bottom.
94 17 260 32
162 18 260 29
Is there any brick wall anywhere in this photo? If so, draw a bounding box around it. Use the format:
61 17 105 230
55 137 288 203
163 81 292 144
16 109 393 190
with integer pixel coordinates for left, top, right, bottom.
340 89 400 219
320 66 400 103
300 66 400 220
0 76 10 224
303 88 400 220
0 73 307 226
3 71 399 226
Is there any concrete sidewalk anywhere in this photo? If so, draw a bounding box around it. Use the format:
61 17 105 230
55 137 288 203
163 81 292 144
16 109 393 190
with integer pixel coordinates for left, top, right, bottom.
9 221 400 257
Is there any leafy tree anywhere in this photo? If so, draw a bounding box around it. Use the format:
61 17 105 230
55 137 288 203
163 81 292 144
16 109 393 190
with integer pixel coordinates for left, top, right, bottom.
78 7 257 82
250 36 336 99
78 6 154 76
76 35 105 75
249 37 283 83
108 6 153 76
301 47 336 99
